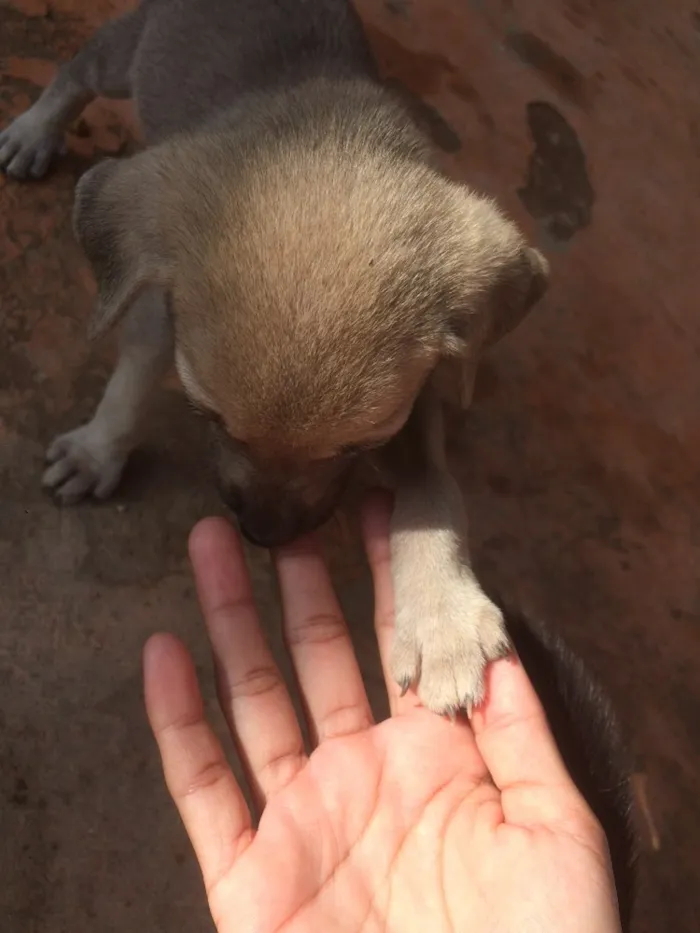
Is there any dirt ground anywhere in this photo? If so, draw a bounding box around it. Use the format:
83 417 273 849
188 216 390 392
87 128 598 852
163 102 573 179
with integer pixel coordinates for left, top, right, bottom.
1 0 699 930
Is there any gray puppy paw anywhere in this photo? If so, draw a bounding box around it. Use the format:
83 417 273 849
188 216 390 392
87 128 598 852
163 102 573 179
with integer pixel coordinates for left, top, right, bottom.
0 109 65 179
391 573 510 716
43 424 127 504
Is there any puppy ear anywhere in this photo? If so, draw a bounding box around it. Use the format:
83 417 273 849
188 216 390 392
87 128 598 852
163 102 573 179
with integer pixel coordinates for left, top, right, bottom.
434 244 549 409
73 155 172 340
441 244 550 356
487 246 549 346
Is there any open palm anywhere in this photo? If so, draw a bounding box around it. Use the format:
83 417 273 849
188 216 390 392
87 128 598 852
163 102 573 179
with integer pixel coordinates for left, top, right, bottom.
144 497 621 933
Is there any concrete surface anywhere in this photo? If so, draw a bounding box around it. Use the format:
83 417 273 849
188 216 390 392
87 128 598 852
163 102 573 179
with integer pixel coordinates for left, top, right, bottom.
1 0 699 930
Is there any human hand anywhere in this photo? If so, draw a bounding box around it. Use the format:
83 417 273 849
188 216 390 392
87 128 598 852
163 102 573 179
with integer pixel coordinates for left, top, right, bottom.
144 494 622 933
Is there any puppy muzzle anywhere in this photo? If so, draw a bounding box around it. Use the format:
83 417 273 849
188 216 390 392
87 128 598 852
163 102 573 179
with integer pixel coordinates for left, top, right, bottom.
223 498 332 549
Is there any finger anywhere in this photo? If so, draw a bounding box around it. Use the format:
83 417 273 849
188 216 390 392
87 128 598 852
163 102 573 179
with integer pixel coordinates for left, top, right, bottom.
470 654 594 830
275 534 373 744
361 491 421 716
144 633 253 893
189 518 306 808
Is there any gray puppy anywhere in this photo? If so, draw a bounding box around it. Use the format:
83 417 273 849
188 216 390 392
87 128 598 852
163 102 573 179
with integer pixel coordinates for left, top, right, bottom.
0 0 549 715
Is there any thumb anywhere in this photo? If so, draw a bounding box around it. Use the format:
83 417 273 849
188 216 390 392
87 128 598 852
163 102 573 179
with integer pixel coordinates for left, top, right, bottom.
471 654 598 834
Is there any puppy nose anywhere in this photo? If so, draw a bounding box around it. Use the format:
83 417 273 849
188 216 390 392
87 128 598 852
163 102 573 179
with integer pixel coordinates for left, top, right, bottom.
239 517 299 550
226 499 303 549
219 486 243 514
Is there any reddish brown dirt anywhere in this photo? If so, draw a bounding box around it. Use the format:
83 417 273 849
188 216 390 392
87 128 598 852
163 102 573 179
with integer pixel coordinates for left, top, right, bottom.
2 1 699 929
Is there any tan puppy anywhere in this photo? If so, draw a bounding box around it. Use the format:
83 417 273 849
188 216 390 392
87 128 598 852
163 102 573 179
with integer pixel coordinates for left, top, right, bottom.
1 0 549 715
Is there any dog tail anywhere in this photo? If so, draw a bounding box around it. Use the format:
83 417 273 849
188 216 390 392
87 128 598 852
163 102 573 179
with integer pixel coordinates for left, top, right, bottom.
500 604 637 931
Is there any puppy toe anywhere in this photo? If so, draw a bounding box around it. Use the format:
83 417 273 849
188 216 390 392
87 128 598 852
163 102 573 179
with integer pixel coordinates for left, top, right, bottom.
53 471 97 505
389 629 422 697
45 435 70 466
30 143 56 179
6 148 34 180
476 601 511 663
0 138 19 170
418 647 487 716
94 467 124 500
42 456 79 490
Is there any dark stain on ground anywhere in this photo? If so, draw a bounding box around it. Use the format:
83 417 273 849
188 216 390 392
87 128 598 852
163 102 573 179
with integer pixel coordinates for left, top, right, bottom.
505 31 592 110
11 777 29 806
618 59 655 93
518 101 594 241
449 75 496 130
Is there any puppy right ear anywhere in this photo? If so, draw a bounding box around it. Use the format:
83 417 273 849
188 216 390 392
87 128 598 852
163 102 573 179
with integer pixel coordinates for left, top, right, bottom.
73 155 172 340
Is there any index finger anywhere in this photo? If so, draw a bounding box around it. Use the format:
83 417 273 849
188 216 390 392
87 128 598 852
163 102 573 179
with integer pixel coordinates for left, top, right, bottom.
361 491 422 717
190 518 306 808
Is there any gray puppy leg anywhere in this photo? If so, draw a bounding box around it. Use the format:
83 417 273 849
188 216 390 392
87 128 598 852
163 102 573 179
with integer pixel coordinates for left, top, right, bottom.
0 5 148 178
379 389 510 715
43 288 173 504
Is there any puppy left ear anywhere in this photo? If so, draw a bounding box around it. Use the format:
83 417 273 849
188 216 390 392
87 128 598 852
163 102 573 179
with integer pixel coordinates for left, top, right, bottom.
433 245 549 409
487 246 550 346
440 242 550 362
73 153 173 340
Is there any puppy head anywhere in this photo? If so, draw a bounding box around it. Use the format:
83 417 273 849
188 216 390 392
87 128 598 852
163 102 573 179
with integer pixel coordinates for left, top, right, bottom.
74 125 548 546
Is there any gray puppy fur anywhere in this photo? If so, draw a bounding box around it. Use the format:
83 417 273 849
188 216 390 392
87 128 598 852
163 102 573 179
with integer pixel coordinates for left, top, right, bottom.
0 0 549 715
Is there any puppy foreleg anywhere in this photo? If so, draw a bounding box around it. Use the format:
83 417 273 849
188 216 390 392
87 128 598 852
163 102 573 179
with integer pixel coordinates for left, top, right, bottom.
43 288 173 504
387 393 509 715
0 6 146 179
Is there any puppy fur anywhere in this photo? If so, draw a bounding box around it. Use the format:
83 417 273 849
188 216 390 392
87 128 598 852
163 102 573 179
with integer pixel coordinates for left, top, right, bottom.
0 0 554 718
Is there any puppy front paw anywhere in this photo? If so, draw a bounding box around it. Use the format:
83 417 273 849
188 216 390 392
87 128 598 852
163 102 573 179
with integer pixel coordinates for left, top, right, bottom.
391 578 510 716
0 110 64 179
43 424 127 504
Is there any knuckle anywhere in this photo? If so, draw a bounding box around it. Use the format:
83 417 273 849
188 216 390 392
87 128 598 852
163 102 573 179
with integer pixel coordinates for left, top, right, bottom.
173 756 232 800
207 598 257 628
286 610 347 647
319 702 373 741
258 748 306 790
217 664 285 702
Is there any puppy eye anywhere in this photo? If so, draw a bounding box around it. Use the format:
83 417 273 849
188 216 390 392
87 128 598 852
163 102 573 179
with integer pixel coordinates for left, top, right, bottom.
187 399 223 425
187 401 226 429
208 412 226 429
